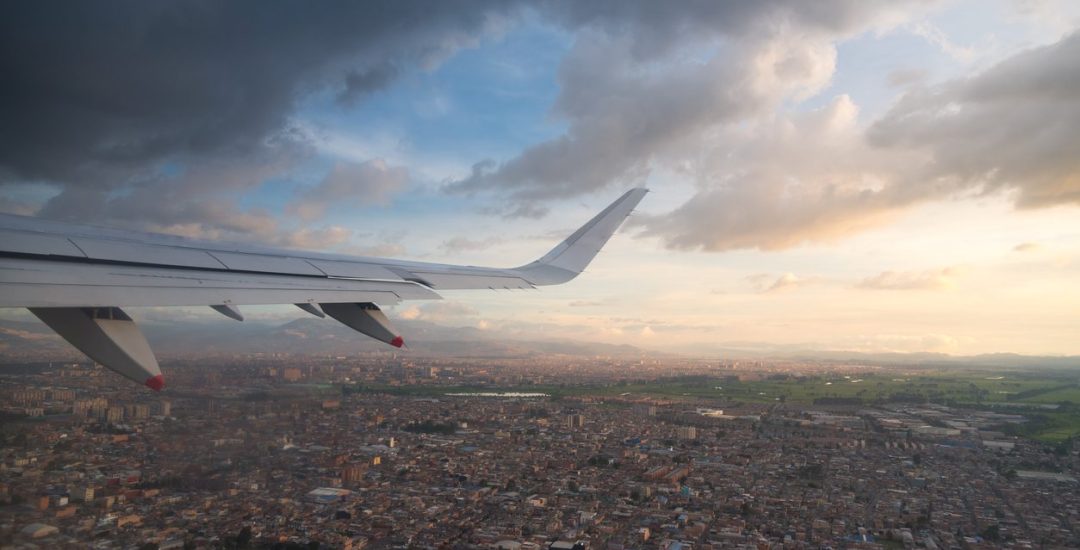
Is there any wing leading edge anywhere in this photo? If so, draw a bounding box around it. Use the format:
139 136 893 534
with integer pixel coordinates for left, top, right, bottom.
0 188 648 390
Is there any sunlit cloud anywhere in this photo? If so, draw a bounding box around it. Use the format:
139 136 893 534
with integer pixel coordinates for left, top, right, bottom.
856 268 960 291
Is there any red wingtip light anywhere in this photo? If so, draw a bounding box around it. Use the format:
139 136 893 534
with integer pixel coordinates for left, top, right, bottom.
145 374 165 392
390 336 404 348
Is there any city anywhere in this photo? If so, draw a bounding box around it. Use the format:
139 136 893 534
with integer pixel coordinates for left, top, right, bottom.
2 355 1078 548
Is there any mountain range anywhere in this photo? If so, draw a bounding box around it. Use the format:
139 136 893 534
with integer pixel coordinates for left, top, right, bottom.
1 316 1077 369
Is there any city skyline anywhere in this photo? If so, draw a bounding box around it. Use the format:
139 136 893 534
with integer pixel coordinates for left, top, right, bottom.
1 1 1079 356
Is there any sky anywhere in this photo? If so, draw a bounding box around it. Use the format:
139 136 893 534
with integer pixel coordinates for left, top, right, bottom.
1 0 1079 356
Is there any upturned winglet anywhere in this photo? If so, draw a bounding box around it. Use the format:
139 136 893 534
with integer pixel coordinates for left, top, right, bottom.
514 188 648 285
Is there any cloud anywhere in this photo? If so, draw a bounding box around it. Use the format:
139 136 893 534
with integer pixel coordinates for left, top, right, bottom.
446 1 924 204
441 5 1076 254
274 226 355 250
442 2 941 252
478 200 551 219
856 267 958 290
344 242 407 257
1013 242 1040 252
907 21 976 62
398 301 479 322
290 159 409 221
568 300 606 307
504 203 551 219
0 1 517 186
765 273 810 293
868 31 1080 208
13 0 1072 264
338 63 400 106
447 28 841 200
539 1 918 61
439 236 503 254
640 95 911 250
645 29 1080 252
746 272 816 293
0 0 521 233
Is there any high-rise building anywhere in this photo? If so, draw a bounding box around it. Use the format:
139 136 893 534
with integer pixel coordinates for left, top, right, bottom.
566 414 585 429
90 398 109 418
73 399 93 416
49 389 75 401
341 464 367 483
126 404 150 420
12 389 46 405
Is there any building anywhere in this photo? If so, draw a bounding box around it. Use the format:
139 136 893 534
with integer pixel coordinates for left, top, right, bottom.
342 464 367 483
308 487 351 504
566 414 585 429
126 404 150 420
677 426 697 440
20 523 59 539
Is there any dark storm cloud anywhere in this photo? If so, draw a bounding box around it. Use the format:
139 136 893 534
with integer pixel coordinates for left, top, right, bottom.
0 0 521 240
0 1 515 186
338 62 400 106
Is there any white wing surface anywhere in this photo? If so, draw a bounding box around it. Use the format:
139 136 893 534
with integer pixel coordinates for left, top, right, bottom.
0 188 647 390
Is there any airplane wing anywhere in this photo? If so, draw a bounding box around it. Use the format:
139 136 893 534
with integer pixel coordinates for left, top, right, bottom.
0 188 647 390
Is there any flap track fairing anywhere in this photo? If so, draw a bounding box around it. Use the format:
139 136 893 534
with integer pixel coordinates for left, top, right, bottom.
320 302 404 348
28 307 164 391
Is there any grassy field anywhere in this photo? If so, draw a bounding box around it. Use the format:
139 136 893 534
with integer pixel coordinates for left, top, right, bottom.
342 370 1080 442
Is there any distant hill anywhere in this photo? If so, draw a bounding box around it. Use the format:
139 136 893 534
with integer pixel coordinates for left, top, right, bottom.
0 316 654 360
1 316 1077 367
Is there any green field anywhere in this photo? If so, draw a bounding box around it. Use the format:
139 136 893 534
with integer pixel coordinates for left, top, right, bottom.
341 370 1080 443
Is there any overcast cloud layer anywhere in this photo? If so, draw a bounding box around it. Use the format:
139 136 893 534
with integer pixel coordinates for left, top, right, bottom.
4 1 1077 252
0 0 520 243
